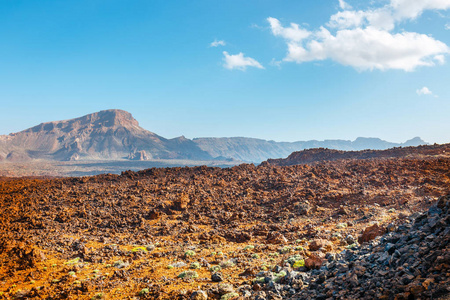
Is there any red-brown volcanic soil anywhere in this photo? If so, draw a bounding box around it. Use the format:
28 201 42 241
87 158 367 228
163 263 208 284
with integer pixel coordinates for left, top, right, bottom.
0 157 449 299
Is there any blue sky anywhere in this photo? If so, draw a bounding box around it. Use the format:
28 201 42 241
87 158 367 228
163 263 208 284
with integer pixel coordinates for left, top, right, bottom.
0 0 449 143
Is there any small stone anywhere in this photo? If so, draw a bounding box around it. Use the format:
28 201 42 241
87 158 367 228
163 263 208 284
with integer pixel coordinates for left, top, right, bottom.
358 223 386 244
305 254 323 270
14 289 31 299
309 239 332 251
191 290 208 300
211 272 223 282
267 232 288 244
345 235 356 245
298 202 311 215
337 206 349 215
218 283 234 295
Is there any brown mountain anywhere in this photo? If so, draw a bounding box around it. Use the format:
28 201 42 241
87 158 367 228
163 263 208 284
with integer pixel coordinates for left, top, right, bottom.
0 109 213 161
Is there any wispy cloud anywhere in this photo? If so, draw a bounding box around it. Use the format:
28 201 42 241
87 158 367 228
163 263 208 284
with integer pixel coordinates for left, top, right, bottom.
446 23 450 30
338 0 352 10
210 39 226 47
267 0 450 71
250 23 264 29
416 86 435 96
267 17 311 42
222 51 264 71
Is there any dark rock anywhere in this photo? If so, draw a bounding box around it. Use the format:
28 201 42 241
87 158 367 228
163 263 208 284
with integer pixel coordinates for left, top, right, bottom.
191 290 208 300
211 272 223 282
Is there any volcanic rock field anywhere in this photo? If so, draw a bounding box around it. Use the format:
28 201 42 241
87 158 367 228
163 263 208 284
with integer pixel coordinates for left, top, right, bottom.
0 151 449 299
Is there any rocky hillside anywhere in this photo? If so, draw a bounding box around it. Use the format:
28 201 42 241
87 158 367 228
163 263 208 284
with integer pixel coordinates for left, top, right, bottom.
267 143 450 166
0 110 213 162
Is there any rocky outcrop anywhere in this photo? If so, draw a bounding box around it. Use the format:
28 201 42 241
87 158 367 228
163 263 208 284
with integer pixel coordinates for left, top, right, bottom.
127 150 150 161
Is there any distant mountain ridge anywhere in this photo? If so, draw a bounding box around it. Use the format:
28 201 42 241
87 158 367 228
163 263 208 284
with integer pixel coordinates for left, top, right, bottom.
0 109 428 163
266 143 450 166
193 136 427 162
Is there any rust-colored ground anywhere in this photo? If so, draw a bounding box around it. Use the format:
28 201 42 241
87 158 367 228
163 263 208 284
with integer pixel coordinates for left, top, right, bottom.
0 157 449 299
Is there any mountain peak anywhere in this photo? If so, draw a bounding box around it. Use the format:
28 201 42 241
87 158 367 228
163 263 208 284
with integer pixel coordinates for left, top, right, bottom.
403 137 428 147
86 109 139 128
23 109 140 133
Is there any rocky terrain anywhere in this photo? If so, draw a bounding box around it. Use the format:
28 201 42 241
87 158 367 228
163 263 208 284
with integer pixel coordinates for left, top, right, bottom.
0 109 427 164
0 155 449 299
267 143 450 166
250 195 450 300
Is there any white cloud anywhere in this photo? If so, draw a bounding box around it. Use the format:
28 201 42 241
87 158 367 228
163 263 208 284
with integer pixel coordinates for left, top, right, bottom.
270 58 282 68
339 0 352 10
391 0 450 20
284 26 448 71
222 51 264 71
210 39 226 47
267 17 311 42
328 10 370 29
329 0 450 31
446 23 450 30
434 54 446 64
416 87 433 96
267 0 450 71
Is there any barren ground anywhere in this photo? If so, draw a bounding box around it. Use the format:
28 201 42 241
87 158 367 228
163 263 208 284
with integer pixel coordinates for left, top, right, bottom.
0 157 449 299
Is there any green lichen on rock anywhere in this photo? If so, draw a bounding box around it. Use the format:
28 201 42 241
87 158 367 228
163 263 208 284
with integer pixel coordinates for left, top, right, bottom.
178 270 199 279
254 277 265 283
221 292 239 300
285 254 303 266
91 293 104 300
113 260 129 268
139 288 149 295
131 246 147 252
190 262 201 269
293 259 305 268
336 223 347 229
273 270 287 283
65 257 80 265
279 246 291 254
220 260 235 268
209 265 221 272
